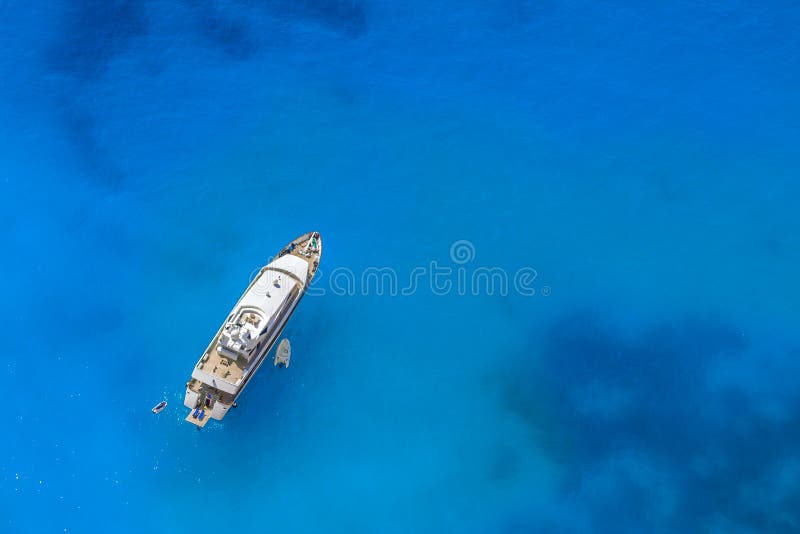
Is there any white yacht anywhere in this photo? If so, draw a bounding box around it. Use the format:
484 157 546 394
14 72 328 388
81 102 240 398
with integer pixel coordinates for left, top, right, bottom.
184 232 322 427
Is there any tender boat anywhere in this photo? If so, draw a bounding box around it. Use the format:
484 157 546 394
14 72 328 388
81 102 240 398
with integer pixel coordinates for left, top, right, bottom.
183 231 322 428
152 401 168 414
274 338 291 368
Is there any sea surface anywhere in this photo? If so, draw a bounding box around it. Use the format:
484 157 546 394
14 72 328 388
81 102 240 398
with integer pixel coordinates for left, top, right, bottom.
2 2 800 532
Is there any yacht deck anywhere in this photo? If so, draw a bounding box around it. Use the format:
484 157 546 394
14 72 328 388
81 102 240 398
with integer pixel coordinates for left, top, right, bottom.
196 345 245 385
279 232 322 283
185 409 211 428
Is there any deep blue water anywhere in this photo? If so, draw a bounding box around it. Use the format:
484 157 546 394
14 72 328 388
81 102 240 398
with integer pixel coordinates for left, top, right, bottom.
2 1 800 532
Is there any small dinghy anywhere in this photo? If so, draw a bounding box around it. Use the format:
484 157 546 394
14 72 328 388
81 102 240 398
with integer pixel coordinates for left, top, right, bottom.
274 338 291 368
152 401 168 414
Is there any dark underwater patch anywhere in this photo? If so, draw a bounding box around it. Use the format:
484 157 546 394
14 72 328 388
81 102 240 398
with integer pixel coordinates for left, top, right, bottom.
504 311 800 531
47 0 148 80
490 0 556 31
184 0 366 59
43 1 150 189
58 99 125 189
485 442 522 484
196 10 258 60
263 0 367 38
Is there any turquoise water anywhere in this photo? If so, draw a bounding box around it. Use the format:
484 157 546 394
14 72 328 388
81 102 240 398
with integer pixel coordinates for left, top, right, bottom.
2 2 800 532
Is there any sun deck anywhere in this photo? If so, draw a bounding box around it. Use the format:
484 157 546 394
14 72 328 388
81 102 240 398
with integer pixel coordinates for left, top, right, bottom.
197 345 246 384
185 409 211 428
185 378 235 409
